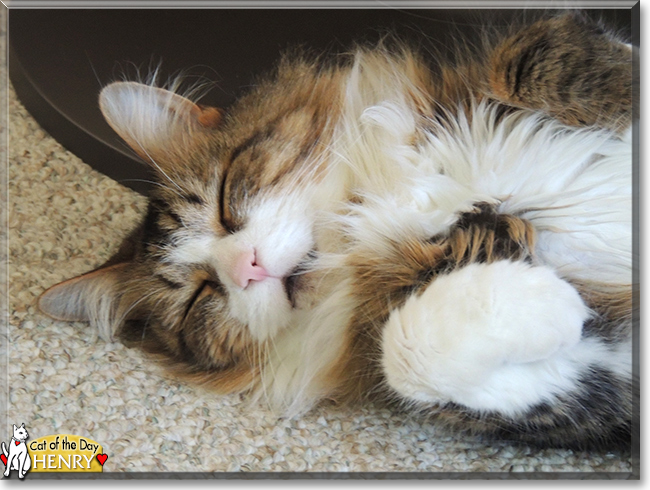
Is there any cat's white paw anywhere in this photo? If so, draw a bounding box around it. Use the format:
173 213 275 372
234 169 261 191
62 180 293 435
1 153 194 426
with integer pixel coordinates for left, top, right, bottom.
381 260 589 414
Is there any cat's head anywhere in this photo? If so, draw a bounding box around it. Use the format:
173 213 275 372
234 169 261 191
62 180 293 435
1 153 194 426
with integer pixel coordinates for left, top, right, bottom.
38 64 343 391
13 424 28 441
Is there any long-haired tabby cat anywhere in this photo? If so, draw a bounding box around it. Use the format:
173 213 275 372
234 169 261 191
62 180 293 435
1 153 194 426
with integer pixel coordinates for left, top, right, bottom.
39 12 635 451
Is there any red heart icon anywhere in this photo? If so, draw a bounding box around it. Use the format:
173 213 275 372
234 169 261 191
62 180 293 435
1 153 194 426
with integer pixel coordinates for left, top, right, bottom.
1 454 6 466
14 441 19 446
96 454 108 466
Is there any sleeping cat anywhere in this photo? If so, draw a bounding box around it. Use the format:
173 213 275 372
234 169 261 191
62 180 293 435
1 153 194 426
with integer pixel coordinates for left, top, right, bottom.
38 12 635 451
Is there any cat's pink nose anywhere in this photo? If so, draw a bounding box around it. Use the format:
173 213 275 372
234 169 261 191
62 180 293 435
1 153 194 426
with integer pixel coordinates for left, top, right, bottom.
230 250 269 289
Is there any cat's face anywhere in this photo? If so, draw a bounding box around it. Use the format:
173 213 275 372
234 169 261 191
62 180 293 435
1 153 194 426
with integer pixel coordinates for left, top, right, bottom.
39 63 345 385
13 424 28 441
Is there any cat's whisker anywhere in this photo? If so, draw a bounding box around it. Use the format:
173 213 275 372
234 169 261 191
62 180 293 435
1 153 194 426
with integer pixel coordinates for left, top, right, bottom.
114 285 168 331
256 339 276 411
121 178 186 199
263 335 285 408
139 289 174 343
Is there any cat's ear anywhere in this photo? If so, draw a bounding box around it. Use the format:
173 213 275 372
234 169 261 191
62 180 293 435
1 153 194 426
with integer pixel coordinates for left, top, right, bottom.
20 424 25 428
12 424 16 431
99 82 222 166
38 263 129 340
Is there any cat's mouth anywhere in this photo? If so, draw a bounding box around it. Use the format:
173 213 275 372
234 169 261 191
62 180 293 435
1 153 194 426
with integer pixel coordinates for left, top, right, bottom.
283 249 317 308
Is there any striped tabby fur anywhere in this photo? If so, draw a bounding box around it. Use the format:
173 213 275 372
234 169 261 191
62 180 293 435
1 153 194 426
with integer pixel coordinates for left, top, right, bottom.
39 12 635 451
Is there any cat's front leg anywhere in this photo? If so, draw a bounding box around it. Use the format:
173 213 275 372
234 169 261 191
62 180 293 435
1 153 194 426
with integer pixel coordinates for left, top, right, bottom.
380 255 633 449
355 203 632 448
487 12 633 132
17 454 27 479
381 259 588 415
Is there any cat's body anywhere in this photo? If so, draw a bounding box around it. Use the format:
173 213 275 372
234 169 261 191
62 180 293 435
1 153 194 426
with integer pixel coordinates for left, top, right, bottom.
3 424 31 479
39 13 635 450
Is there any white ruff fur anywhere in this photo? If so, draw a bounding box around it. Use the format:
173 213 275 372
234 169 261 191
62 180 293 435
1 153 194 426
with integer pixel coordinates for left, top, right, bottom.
252 53 632 415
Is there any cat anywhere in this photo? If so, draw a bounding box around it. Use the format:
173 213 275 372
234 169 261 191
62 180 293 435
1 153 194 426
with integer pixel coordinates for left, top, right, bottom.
2 424 31 479
38 12 635 451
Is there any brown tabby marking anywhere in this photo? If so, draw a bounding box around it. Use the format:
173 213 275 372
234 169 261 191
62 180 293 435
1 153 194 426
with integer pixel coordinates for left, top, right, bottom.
574 281 634 345
37 12 633 450
117 268 261 394
487 13 632 132
218 61 344 232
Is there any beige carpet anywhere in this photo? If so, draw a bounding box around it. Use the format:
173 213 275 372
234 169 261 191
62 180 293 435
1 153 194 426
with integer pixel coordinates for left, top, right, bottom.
6 43 634 477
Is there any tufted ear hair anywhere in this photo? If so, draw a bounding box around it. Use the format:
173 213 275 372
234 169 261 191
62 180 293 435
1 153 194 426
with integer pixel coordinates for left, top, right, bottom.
99 82 222 171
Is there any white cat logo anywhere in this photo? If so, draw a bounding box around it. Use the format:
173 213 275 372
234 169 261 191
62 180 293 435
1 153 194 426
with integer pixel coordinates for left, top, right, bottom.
2 423 32 479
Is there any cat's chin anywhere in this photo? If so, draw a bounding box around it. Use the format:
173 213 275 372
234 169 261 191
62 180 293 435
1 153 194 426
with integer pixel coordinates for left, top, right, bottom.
229 279 293 341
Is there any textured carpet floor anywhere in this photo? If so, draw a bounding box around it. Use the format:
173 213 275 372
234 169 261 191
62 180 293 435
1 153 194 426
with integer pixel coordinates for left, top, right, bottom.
6 42 633 477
